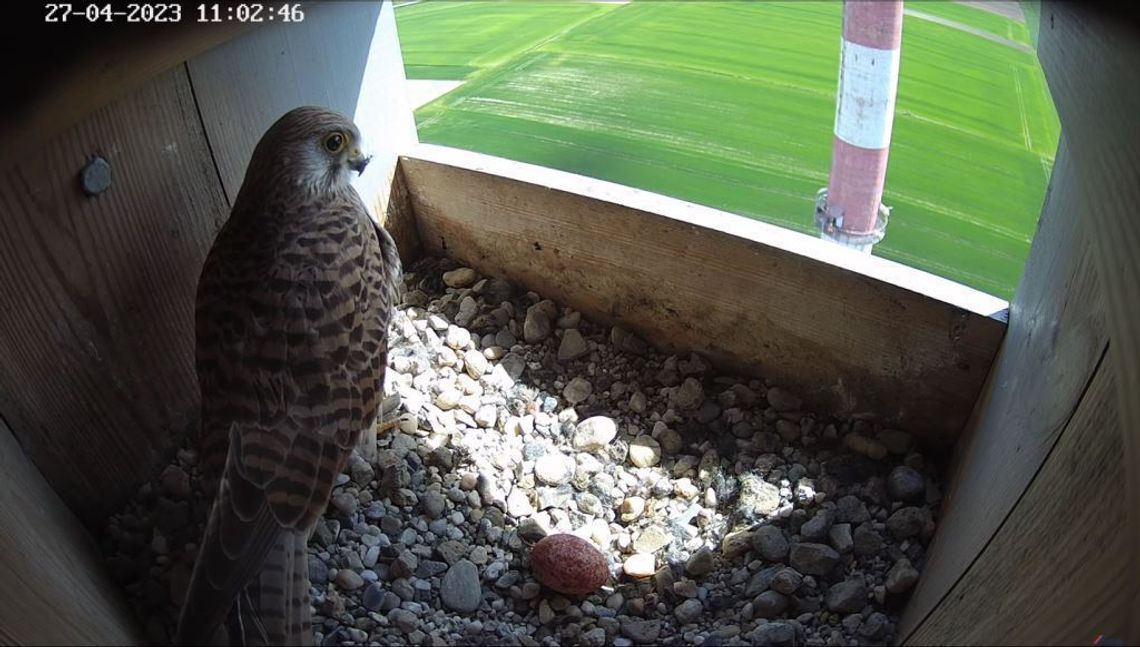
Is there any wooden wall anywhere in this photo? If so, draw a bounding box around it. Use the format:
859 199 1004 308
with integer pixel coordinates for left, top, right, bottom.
899 3 1140 643
400 147 1007 450
0 419 140 645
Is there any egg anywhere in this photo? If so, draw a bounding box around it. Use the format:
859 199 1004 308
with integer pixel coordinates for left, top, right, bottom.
530 534 610 595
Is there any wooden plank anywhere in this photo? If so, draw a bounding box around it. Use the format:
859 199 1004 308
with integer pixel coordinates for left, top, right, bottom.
907 348 1129 645
897 136 1108 640
1037 4 1140 639
0 66 230 524
187 0 420 253
0 14 251 172
400 150 1007 449
0 418 141 645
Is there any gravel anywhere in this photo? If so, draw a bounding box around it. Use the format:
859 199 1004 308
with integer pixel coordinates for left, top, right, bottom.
100 259 945 646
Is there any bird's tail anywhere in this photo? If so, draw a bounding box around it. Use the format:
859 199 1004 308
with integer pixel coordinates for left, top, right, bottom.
174 522 312 646
224 530 312 646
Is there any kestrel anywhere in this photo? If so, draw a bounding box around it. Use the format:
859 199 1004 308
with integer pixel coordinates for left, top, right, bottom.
175 107 401 645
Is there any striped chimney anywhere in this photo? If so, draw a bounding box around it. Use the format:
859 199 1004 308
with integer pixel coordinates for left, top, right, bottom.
815 0 904 253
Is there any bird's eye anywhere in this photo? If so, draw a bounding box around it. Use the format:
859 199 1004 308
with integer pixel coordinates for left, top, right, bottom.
323 132 347 154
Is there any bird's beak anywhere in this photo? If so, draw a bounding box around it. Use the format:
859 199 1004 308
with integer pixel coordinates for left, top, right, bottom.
348 149 372 175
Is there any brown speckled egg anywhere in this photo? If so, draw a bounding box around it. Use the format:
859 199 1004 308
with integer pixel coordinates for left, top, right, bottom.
530 534 610 595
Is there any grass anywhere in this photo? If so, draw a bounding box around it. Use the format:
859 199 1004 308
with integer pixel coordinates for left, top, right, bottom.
904 0 1032 45
396 1 1060 300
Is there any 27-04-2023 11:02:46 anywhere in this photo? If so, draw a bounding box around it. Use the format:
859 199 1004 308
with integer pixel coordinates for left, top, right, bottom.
43 3 306 23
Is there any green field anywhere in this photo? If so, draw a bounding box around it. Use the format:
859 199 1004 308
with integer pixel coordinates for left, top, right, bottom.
396 1 1059 300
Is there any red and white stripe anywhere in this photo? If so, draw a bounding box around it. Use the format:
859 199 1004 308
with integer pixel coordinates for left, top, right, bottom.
820 0 904 251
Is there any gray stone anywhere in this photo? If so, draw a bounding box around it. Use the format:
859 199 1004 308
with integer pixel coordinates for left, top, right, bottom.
887 506 932 539
753 590 789 618
558 329 589 361
858 612 889 639
745 565 784 597
335 569 364 591
770 567 803 595
563 377 593 404
388 608 419 633
362 582 386 612
611 326 649 356
685 546 715 577
788 543 840 576
749 622 797 646
500 353 525 380
853 523 884 556
828 523 854 554
620 619 661 644
887 466 926 502
886 557 920 594
671 378 705 410
775 419 800 443
309 557 329 585
573 416 617 451
835 495 871 524
826 578 868 614
800 509 833 541
421 490 447 519
524 304 553 343
440 560 482 613
766 387 802 412
436 539 467 565
752 525 789 562
673 598 704 625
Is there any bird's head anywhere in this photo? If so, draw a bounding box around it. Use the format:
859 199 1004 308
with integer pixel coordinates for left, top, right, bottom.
246 106 372 194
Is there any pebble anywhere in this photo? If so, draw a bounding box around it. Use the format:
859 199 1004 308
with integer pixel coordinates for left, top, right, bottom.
336 569 364 591
535 452 574 486
623 553 656 578
887 465 926 502
573 416 617 451
766 387 802 412
671 377 705 410
440 560 482 613
621 619 661 643
558 329 590 361
563 377 593 404
752 525 789 562
674 598 703 625
628 436 662 468
844 433 888 460
442 267 478 288
753 590 789 618
789 543 840 576
685 546 715 577
826 578 868 614
887 506 932 539
633 526 673 554
828 523 854 554
886 557 920 594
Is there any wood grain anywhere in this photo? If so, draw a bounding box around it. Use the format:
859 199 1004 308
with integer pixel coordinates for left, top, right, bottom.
907 348 1129 645
1037 4 1140 639
0 18 250 173
0 66 230 524
187 0 420 251
0 418 141 645
897 136 1108 640
400 151 1006 449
